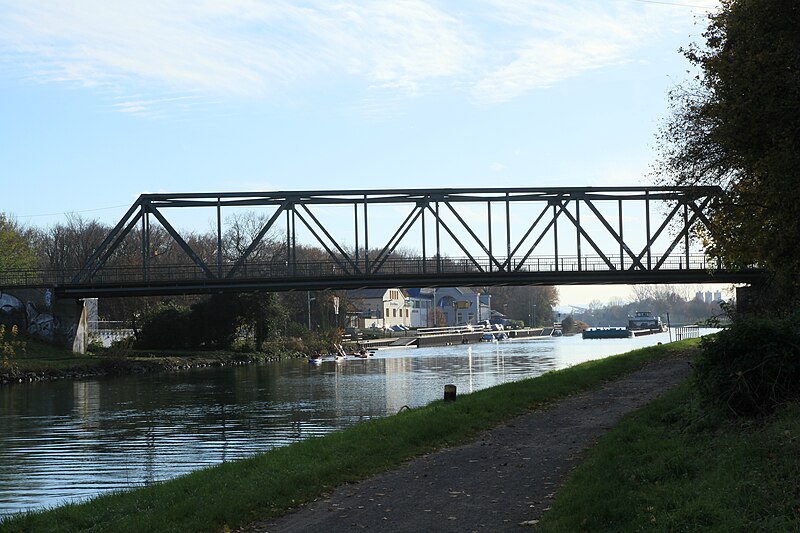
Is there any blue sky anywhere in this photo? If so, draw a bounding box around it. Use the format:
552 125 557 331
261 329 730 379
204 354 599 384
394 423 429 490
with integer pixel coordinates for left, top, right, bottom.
0 0 729 305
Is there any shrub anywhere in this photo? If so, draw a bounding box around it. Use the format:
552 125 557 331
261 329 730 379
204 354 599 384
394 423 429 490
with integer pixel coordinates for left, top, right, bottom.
693 314 800 417
135 304 193 349
1 324 25 371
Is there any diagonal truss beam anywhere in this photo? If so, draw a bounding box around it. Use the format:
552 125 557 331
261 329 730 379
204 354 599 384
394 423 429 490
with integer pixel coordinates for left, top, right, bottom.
74 200 143 283
370 205 424 274
148 204 216 279
425 204 484 272
583 198 644 270
226 202 289 278
654 197 713 269
442 201 505 272
293 206 357 275
554 198 617 271
512 202 567 272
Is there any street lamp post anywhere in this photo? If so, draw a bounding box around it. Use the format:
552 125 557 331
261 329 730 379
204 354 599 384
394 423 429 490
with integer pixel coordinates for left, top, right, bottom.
307 290 316 330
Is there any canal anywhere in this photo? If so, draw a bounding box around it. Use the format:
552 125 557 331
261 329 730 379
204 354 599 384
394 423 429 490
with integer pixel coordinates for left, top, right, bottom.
0 330 710 517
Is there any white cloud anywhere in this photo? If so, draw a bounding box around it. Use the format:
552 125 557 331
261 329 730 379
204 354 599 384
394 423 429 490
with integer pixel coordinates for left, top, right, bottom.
0 0 718 113
0 0 474 108
471 0 718 103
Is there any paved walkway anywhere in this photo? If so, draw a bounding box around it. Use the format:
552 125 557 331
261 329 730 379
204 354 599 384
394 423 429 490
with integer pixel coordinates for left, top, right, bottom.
241 356 693 532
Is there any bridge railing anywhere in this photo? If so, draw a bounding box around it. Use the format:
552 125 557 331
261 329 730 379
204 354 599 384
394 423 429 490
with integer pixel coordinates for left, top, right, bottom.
0 253 719 289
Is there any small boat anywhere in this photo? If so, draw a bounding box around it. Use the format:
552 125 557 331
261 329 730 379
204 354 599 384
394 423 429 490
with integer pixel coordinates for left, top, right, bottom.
582 327 631 339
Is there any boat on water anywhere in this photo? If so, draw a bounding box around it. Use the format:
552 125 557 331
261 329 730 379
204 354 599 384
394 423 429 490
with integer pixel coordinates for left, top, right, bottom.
582 311 667 339
582 327 631 339
627 311 668 336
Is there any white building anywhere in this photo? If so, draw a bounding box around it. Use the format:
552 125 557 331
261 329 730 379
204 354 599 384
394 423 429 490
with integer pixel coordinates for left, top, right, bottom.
346 288 411 329
405 288 433 327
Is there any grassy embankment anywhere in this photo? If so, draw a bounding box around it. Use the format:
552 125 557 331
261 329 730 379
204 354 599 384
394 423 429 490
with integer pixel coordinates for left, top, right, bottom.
2 340 694 532
537 380 800 531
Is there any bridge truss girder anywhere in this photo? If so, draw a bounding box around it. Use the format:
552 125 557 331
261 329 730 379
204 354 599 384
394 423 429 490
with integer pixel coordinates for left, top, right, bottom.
64 186 760 297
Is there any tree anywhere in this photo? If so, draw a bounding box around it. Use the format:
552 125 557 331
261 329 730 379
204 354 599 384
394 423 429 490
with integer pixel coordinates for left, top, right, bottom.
655 0 800 306
33 213 108 272
487 286 557 325
0 213 37 273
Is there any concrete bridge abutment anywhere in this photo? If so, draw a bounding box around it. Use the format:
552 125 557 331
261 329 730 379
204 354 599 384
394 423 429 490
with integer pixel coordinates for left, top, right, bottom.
0 288 90 354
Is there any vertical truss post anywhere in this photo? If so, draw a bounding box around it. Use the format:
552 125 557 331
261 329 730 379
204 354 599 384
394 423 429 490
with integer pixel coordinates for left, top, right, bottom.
553 201 559 271
354 202 359 270
421 200 427 273
576 197 582 272
142 205 150 282
363 195 369 274
645 191 652 270
618 199 624 270
216 198 222 278
487 200 493 273
683 202 690 270
291 205 297 276
505 193 511 272
435 201 441 273
285 206 292 276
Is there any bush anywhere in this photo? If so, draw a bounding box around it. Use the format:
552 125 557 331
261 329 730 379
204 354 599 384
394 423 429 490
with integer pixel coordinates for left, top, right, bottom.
135 304 193 349
693 314 800 417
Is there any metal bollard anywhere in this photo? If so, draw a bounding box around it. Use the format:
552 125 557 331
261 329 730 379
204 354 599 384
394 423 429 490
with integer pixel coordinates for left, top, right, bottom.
444 384 457 402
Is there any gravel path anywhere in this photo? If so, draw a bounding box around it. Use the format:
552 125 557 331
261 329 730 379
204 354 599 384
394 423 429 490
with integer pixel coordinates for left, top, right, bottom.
240 355 693 532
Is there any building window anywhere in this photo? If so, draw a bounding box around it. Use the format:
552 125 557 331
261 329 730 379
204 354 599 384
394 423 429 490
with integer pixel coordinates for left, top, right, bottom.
393 308 397 317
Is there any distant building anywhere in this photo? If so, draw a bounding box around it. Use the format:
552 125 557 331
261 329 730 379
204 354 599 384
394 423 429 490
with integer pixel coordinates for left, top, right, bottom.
705 291 713 304
417 287 491 327
405 288 433 327
346 288 410 329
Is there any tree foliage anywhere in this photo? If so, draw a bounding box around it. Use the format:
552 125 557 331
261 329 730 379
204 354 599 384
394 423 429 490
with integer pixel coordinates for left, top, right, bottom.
487 286 558 326
0 213 37 272
656 0 800 304
694 314 800 417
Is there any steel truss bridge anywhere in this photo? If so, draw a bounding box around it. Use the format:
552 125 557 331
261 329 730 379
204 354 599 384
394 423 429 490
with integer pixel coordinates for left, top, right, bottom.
3 187 764 297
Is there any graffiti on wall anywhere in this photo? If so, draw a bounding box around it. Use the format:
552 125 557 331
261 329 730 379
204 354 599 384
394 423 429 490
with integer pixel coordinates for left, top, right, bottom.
0 289 73 344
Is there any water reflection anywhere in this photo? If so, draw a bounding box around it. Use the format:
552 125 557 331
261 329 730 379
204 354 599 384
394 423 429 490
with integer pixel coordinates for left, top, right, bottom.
0 330 711 516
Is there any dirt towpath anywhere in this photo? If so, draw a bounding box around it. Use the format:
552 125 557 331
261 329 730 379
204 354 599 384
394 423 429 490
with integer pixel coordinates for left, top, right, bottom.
241 355 693 532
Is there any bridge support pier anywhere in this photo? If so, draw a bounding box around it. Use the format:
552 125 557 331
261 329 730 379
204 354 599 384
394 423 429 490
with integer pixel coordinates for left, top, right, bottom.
0 288 89 354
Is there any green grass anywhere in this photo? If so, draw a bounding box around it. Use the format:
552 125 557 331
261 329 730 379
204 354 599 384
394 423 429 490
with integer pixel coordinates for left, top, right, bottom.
0 340 695 532
537 380 800 531
3 338 290 378
6 338 95 371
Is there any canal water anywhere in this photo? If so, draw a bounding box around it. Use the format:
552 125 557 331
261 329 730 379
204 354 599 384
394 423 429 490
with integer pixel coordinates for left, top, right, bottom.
0 330 712 517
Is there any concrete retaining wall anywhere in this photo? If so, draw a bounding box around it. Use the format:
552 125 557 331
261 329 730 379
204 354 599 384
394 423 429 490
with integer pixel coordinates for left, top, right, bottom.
0 288 87 353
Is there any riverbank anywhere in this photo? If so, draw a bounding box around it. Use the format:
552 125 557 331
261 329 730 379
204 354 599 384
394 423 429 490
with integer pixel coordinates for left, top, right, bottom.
0 340 303 385
1 327 553 385
0 340 699 532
